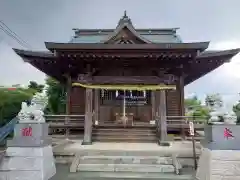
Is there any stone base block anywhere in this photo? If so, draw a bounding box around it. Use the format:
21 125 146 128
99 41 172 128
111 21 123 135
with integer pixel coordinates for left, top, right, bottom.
14 123 49 138
0 145 56 180
158 140 170 146
77 164 175 173
8 123 51 147
72 154 181 174
82 141 92 145
196 148 240 180
7 138 51 147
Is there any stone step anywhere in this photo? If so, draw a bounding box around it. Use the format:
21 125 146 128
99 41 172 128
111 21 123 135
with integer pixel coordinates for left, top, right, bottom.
93 131 156 136
79 156 173 165
92 136 157 142
77 171 194 180
96 125 155 129
94 128 156 133
68 149 197 157
77 163 175 173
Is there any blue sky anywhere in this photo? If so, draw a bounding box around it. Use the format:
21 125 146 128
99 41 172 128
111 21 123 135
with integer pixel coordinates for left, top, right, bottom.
0 0 240 107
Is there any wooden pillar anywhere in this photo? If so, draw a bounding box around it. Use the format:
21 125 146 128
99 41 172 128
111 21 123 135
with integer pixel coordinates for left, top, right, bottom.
65 75 71 137
94 89 99 123
82 88 93 145
151 91 156 120
158 90 168 145
179 76 185 116
66 75 72 114
179 75 185 137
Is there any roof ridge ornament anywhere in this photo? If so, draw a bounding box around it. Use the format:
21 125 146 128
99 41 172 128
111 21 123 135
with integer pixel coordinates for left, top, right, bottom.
117 10 132 27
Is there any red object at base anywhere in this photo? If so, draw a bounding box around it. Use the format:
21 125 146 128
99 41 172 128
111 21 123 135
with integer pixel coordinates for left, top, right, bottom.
21 127 32 137
7 87 17 90
224 128 234 139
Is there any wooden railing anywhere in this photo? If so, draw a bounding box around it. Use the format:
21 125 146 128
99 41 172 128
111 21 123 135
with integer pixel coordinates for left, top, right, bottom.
45 114 85 124
166 116 207 130
156 115 207 141
45 114 85 137
45 115 207 140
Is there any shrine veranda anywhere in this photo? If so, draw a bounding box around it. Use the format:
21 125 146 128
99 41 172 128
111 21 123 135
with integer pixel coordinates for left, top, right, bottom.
14 12 240 144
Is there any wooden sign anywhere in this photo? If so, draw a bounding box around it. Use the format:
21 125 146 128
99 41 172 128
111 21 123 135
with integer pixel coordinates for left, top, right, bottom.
189 122 195 136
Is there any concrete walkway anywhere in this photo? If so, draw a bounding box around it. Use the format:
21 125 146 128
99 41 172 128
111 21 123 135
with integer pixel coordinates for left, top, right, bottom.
54 140 202 157
0 150 5 163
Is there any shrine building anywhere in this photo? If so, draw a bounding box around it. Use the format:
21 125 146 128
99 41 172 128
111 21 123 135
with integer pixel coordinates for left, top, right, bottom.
14 12 240 144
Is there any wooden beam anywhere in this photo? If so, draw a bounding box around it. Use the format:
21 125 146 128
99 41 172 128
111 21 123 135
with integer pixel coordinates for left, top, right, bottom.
66 75 72 115
179 76 185 116
178 75 185 137
45 42 210 51
82 88 93 145
76 75 177 85
65 75 72 137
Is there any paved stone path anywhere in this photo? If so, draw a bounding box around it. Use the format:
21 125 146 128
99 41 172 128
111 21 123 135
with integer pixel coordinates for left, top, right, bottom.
51 164 196 180
54 141 202 157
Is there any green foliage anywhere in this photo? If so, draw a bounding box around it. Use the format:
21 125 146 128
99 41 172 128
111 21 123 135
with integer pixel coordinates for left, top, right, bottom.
233 102 240 124
185 96 210 121
185 96 201 109
28 81 44 93
45 77 66 114
0 88 35 127
0 81 45 127
0 78 66 128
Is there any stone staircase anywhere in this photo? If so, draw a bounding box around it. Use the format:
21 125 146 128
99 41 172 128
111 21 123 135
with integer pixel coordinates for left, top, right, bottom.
92 125 157 143
70 150 195 180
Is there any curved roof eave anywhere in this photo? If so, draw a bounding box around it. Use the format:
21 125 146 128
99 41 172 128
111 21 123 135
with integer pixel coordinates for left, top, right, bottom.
14 46 239 62
185 48 240 85
13 48 55 58
13 48 240 86
44 42 209 52
197 48 240 59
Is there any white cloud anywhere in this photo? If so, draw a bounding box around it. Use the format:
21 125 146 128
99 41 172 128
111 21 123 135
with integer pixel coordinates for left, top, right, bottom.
0 41 46 86
209 41 240 79
185 40 240 110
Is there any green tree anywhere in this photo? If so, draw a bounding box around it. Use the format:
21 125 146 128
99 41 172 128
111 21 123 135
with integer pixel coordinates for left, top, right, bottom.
185 96 201 109
0 88 35 127
233 101 240 124
185 96 210 121
45 77 66 114
28 81 44 93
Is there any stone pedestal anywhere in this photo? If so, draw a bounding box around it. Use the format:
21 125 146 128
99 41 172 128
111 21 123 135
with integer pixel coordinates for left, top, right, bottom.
0 123 56 180
196 125 240 180
203 125 240 150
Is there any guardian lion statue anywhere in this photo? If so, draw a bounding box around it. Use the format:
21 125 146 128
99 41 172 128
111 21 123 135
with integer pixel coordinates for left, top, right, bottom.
18 91 48 123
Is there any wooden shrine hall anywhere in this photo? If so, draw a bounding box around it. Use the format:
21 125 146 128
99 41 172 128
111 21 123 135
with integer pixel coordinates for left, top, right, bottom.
14 11 240 144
